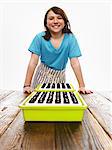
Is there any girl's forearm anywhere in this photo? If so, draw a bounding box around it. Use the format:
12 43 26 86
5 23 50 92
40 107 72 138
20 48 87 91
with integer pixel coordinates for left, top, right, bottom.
24 63 37 86
24 54 39 86
70 58 85 88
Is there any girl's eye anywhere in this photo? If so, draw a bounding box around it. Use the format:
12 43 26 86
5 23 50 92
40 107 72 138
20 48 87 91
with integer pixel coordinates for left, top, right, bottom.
49 18 53 20
58 17 62 19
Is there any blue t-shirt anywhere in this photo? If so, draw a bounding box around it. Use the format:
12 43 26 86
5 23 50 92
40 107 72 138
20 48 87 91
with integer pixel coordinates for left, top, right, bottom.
28 32 82 70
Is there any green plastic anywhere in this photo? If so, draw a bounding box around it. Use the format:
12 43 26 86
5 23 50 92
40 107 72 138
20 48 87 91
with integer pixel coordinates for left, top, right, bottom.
19 84 87 121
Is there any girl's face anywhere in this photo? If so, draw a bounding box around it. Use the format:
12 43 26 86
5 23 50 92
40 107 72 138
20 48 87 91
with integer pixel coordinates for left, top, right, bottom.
46 10 65 34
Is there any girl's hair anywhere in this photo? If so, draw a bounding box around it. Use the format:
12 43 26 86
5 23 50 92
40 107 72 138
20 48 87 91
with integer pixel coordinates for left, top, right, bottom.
43 6 72 40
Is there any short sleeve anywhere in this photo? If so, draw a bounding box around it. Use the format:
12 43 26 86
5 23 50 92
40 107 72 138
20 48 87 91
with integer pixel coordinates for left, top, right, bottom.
28 34 41 56
68 34 82 58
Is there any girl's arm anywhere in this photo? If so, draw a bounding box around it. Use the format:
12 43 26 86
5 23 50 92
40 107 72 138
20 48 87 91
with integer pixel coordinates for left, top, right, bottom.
70 57 93 94
23 53 39 93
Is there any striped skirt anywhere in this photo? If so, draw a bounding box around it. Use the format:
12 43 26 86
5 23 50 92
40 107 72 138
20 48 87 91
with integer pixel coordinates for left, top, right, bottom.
31 63 66 89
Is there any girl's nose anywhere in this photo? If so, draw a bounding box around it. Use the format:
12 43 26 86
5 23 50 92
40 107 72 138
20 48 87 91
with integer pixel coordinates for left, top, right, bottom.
54 18 58 23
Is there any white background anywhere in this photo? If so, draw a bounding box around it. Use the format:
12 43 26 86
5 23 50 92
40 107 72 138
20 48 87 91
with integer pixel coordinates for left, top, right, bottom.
0 0 111 91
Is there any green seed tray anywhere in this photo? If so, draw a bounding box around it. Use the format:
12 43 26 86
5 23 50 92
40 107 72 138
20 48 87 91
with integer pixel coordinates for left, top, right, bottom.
34 83 75 92
19 85 87 121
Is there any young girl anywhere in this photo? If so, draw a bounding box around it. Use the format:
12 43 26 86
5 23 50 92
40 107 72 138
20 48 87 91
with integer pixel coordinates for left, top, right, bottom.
23 6 92 94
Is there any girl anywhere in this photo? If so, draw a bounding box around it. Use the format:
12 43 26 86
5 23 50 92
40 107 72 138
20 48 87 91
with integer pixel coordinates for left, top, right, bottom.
23 6 92 94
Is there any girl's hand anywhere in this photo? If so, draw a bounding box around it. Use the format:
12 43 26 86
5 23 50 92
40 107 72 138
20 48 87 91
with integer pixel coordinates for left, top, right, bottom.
78 87 93 94
23 86 34 94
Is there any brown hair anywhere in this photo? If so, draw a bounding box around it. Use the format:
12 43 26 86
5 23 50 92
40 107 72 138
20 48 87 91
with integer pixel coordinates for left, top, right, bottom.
43 6 72 40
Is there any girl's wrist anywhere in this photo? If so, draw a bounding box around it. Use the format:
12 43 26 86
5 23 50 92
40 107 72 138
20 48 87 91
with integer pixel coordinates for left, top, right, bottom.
23 84 31 88
79 86 85 89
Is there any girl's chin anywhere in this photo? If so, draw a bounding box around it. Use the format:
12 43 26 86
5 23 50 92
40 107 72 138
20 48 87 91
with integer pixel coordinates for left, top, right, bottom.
50 29 62 33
